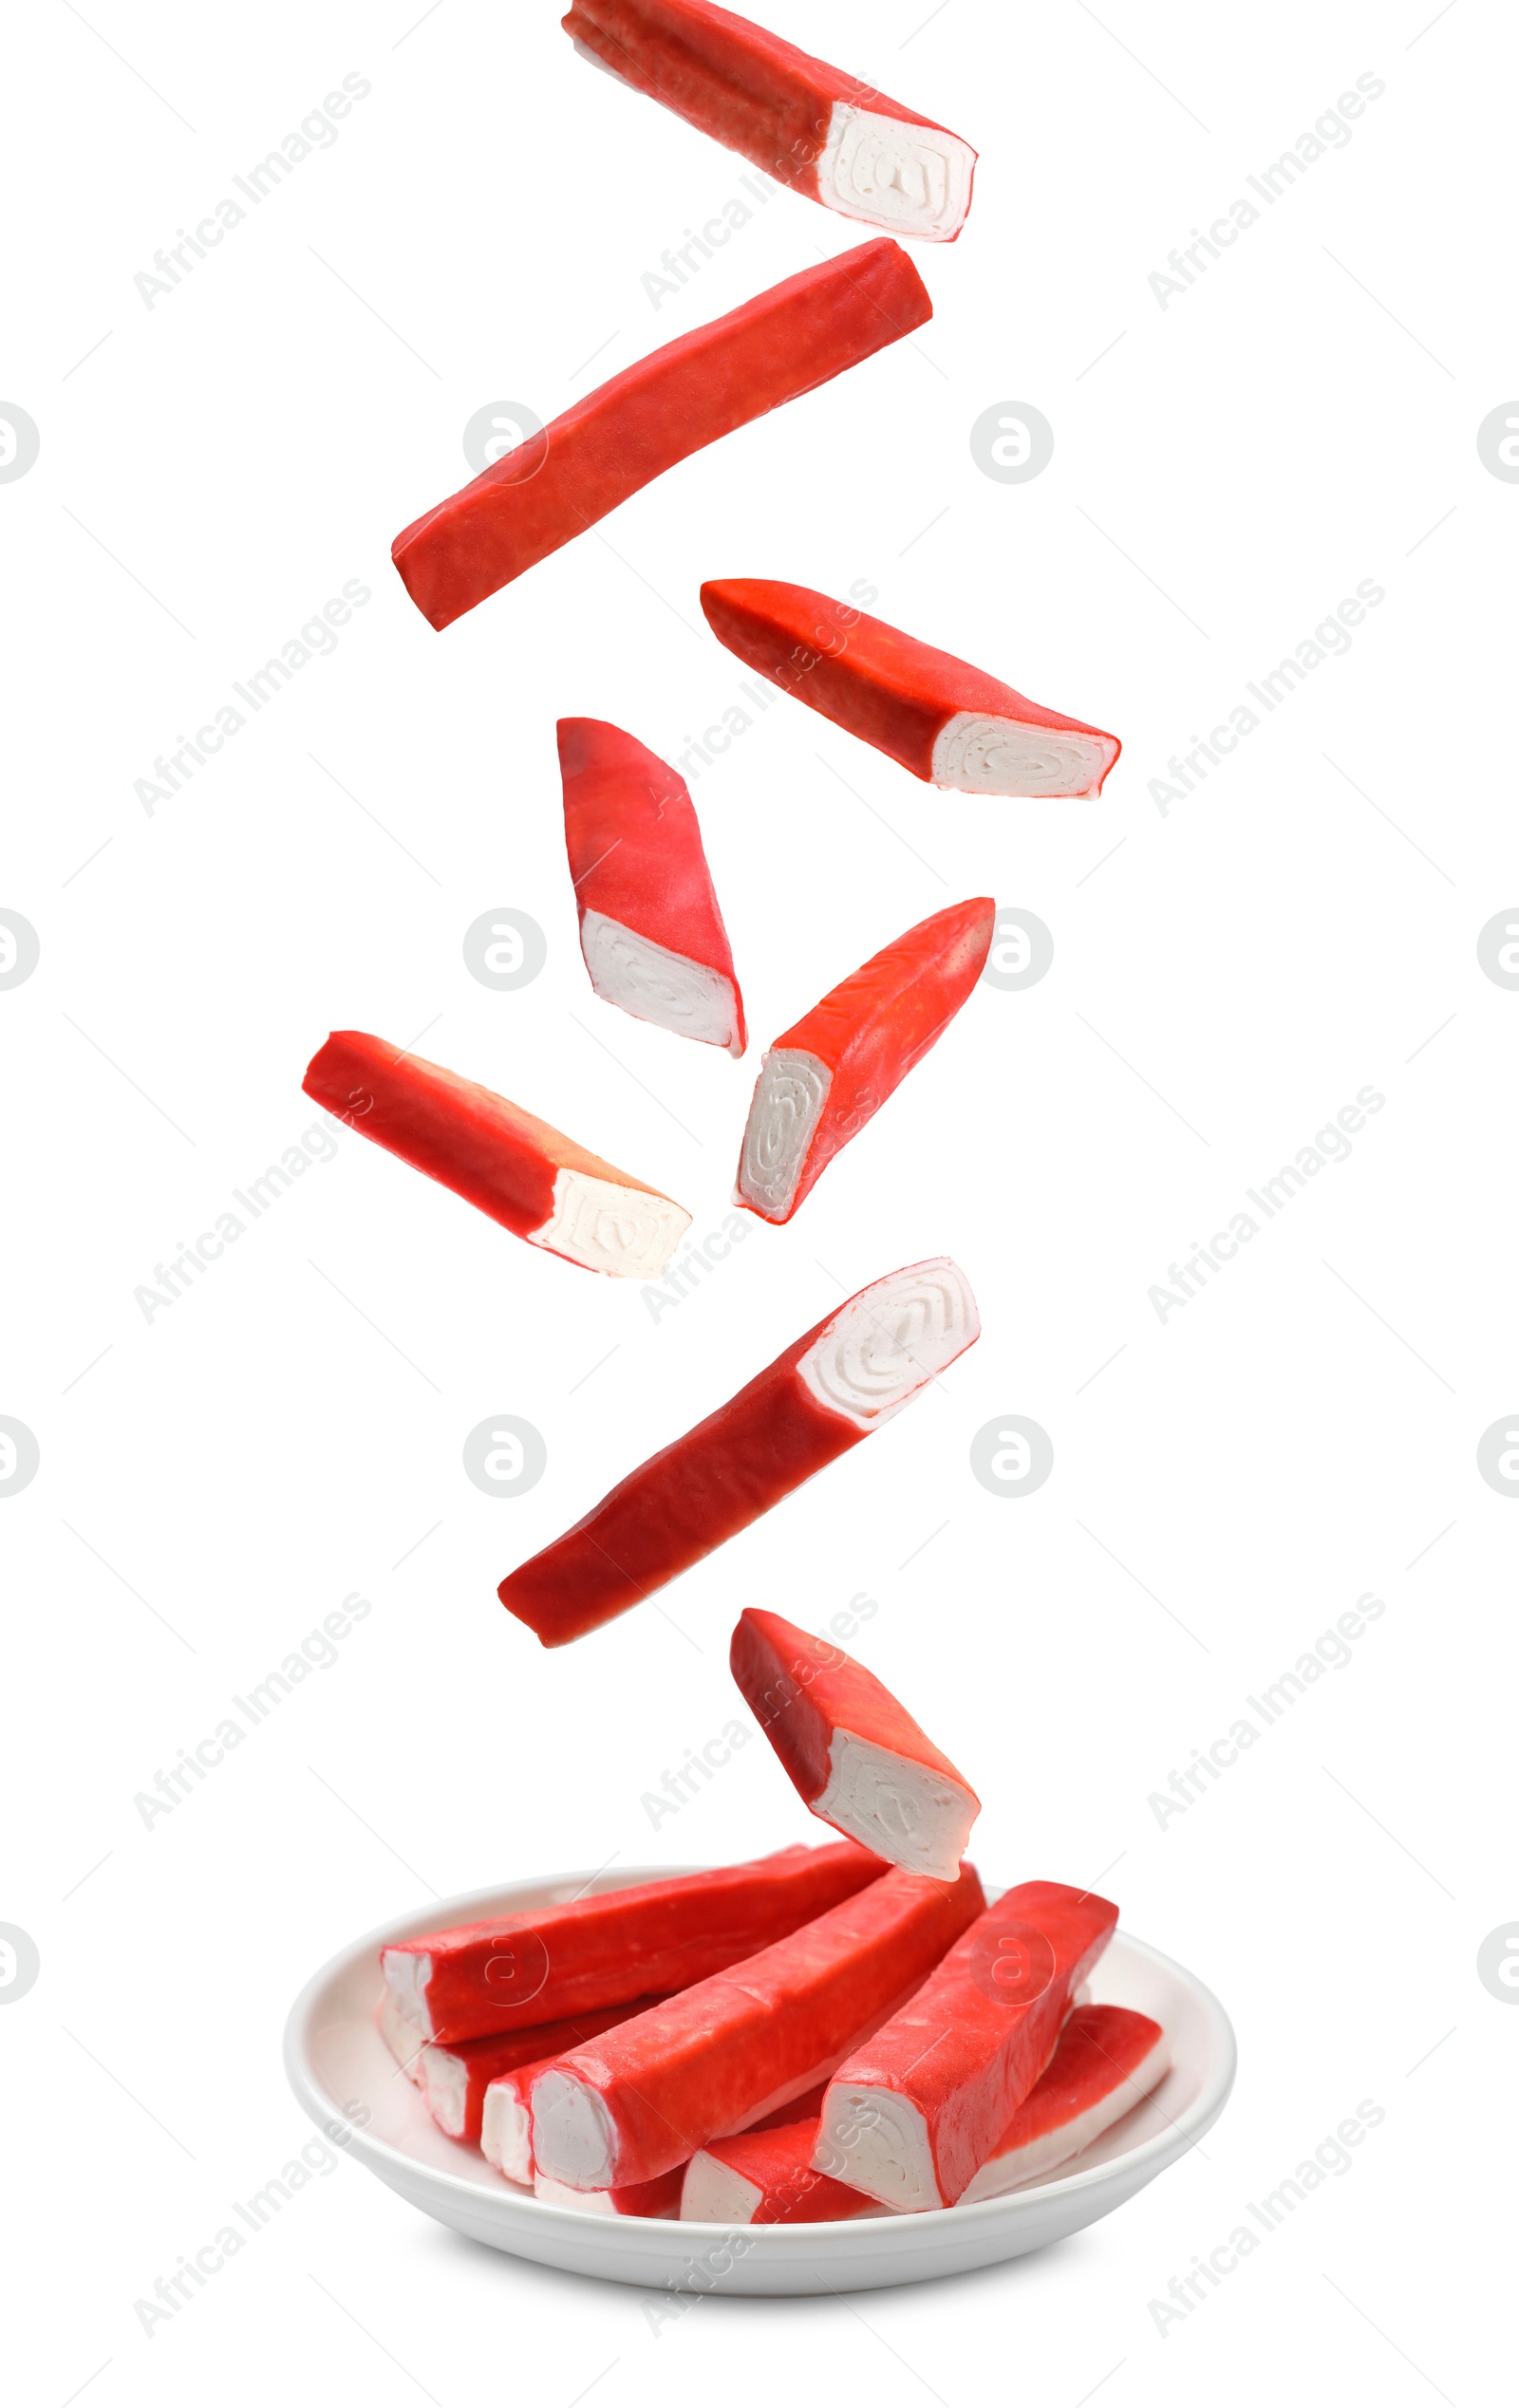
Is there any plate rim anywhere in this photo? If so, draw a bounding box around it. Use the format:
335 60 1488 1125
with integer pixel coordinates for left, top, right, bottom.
283 1861 1237 2240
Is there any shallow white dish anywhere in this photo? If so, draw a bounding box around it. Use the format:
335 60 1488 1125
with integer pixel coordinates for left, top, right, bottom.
284 1864 1236 2296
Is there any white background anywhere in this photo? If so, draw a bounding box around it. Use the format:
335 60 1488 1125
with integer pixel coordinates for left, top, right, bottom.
4 0 1515 2400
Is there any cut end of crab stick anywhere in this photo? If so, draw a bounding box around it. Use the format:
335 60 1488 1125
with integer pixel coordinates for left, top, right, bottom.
731 1609 981 1879
681 2115 877 2224
700 580 1121 798
377 1991 427 2083
497 1257 978 1645
534 2165 685 2217
302 1030 689 1279
563 0 976 241
961 2006 1169 2202
735 897 994 1222
558 719 746 1056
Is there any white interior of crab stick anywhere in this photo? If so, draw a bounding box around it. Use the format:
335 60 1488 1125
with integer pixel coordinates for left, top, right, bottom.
816 2086 938 2211
480 2082 534 2185
377 1989 427 2081
679 2156 766 2224
820 105 975 241
813 1729 977 1882
381 1949 433 2040
420 2046 470 2137
930 714 1119 800
738 1049 831 1218
797 1258 980 1430
579 908 742 1055
527 1164 690 1279
960 2030 1171 2202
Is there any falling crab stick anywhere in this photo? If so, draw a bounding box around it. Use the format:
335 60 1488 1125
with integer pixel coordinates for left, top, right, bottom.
701 579 1122 800
530 1863 985 2191
960 2006 1169 2203
302 1028 690 1280
382 1841 884 2044
815 1879 1118 2210
420 1998 666 2144
559 718 746 1057
562 0 977 243
729 1608 981 1881
735 897 993 1223
377 1992 427 2084
391 243 930 630
682 2114 875 2224
498 1257 980 1645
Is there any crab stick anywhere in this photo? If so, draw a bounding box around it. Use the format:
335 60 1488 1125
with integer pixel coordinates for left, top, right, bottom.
702 579 1122 799
815 1879 1118 2209
563 0 977 242
392 244 930 630
488 2061 828 2187
730 1609 980 1880
420 1997 666 2144
377 1992 427 2084
530 1863 985 2190
498 1258 980 1645
382 1841 884 2044
736 898 993 1222
302 1028 689 1279
961 2005 1168 2202
682 2114 874 2224
535 2164 686 2216
559 718 746 1056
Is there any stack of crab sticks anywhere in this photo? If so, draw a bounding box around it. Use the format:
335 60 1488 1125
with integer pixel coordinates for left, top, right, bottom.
377 1616 1169 2218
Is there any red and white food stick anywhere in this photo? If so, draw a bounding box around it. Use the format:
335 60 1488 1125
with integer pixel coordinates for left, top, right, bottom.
530 1863 985 2191
486 2063 828 2188
563 0 977 242
377 1992 427 2084
702 579 1122 799
729 1608 980 1880
682 2114 874 2224
391 244 930 630
815 1879 1119 2210
303 1028 689 1279
960 2005 1168 2202
735 897 993 1221
383 1841 884 2044
421 1998 666 2144
559 718 746 1057
535 2164 686 2216
498 1257 979 1645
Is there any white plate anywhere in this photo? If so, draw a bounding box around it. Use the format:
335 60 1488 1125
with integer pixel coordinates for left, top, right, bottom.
284 1865 1236 2297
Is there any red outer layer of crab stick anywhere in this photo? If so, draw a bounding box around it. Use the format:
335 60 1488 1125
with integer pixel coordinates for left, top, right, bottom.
530 1863 985 2191
815 1879 1119 2210
559 718 746 1057
562 0 977 242
961 2005 1169 2203
735 897 993 1222
382 1841 885 2044
420 1998 666 2144
497 1257 980 1645
302 1029 690 1279
729 1609 981 1881
701 580 1122 799
682 2114 874 2224
391 243 930 631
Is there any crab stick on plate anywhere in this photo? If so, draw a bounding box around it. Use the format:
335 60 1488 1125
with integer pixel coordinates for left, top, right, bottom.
701 579 1121 799
961 2005 1168 2201
498 1257 980 1645
563 0 977 241
382 1841 884 2044
815 1879 1118 2209
303 1029 689 1279
420 1998 666 2144
681 2113 875 2224
729 1608 980 1880
530 1863 985 2191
